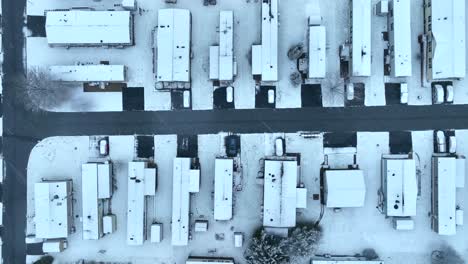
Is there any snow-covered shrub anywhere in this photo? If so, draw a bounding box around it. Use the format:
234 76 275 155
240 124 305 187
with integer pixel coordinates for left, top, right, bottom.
431 245 465 264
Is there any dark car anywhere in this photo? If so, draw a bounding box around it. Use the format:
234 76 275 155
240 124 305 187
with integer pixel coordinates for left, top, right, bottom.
225 135 240 157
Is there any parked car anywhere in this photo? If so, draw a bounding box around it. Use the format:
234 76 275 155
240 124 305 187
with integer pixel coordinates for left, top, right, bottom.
99 138 109 156
226 86 234 103
449 136 457 154
183 90 191 108
225 135 239 157
400 83 408 104
268 89 275 104
445 85 454 103
436 130 446 153
432 85 444 104
346 83 354 101
275 137 285 156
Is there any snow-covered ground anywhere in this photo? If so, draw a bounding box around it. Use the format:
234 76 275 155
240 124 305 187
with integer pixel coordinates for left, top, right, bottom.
26 132 467 264
24 0 468 112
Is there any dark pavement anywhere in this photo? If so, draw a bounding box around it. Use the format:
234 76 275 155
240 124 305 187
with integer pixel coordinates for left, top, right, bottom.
3 0 468 263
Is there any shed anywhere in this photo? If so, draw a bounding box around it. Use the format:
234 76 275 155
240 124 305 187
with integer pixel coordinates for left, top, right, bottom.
151 223 163 243
324 170 366 208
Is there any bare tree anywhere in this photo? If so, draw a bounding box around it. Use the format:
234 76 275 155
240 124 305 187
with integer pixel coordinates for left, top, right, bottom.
290 72 302 87
322 72 345 105
13 67 75 112
287 43 305 61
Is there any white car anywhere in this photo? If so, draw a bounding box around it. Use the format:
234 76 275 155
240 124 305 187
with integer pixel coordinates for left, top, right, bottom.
99 138 109 156
436 131 446 153
268 89 275 104
275 137 284 156
226 86 234 103
445 85 454 103
400 83 408 104
449 136 457 154
432 85 444 104
183 90 191 108
346 83 354 101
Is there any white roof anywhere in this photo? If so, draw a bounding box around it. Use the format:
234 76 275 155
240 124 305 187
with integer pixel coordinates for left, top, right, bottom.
45 10 132 46
156 9 191 83
456 157 465 188
103 215 116 234
209 46 220 80
324 170 366 208
350 0 371 76
428 0 466 80
186 258 235 264
34 181 72 239
382 158 417 217
97 163 112 199
214 158 234 221
432 157 457 235
312 261 384 264
389 0 412 77
81 164 103 240
251 45 262 75
219 11 234 81
172 158 198 246
253 0 278 82
127 161 156 245
48 65 126 82
308 26 326 78
263 159 298 228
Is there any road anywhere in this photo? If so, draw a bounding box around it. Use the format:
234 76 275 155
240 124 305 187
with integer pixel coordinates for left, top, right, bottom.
3 0 468 263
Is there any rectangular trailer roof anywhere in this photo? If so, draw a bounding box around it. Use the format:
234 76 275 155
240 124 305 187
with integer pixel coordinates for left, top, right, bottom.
389 0 412 77
214 158 234 221
350 0 371 77
48 65 126 82
427 0 466 80
35 181 72 239
263 159 298 228
308 26 326 78
156 9 191 83
45 10 132 46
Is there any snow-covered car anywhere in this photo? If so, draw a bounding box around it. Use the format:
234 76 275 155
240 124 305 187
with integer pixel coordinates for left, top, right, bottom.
445 85 454 103
400 83 408 104
346 83 354 101
435 131 446 153
449 136 457 154
226 86 234 103
183 90 191 108
432 85 444 104
99 138 109 156
275 137 285 156
268 89 275 104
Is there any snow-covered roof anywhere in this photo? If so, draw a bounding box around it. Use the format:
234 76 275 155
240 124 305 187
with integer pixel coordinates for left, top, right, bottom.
252 0 278 82
48 65 126 82
127 161 156 245
427 0 466 80
34 181 73 239
81 163 103 240
219 11 234 81
432 156 457 235
389 0 412 77
324 170 366 208
97 163 112 199
382 157 417 217
45 10 133 46
186 257 235 264
308 26 326 78
350 0 371 77
172 158 199 246
263 159 298 228
312 261 384 264
214 158 233 221
156 9 191 83
150 223 162 243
